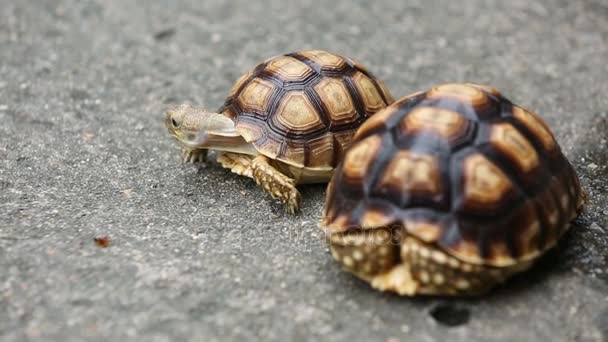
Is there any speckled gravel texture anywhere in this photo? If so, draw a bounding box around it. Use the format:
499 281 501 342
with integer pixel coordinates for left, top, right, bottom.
1 0 607 341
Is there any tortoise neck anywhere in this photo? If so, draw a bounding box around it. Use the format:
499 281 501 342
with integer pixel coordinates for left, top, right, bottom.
198 112 240 137
202 134 258 155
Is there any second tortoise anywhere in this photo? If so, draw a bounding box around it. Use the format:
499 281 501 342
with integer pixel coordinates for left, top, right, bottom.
322 83 585 296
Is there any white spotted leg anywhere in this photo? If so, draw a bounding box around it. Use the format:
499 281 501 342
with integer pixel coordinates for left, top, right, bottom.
327 228 409 291
329 228 531 296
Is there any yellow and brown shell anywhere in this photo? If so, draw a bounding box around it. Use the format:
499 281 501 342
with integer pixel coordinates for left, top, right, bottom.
323 83 585 267
218 50 394 170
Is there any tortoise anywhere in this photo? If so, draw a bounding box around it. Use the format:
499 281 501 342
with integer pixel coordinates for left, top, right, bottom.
321 83 585 296
165 50 393 213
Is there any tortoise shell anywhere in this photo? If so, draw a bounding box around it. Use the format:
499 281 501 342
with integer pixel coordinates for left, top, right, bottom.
323 83 584 267
218 50 394 170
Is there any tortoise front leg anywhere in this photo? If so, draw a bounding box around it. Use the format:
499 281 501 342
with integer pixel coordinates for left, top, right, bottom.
216 152 253 178
181 147 208 163
251 155 301 214
327 228 408 291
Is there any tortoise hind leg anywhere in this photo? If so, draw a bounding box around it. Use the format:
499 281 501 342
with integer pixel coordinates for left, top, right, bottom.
251 155 301 214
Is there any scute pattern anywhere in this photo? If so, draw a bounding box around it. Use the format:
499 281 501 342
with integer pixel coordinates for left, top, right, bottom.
299 50 346 70
461 153 513 210
324 83 584 267
352 72 387 113
314 78 357 125
489 123 539 174
237 78 274 113
219 50 394 169
511 106 557 152
342 135 383 184
273 91 323 131
264 56 313 81
374 151 443 207
399 107 472 144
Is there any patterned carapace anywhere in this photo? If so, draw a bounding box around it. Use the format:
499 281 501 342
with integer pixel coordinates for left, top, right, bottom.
322 83 584 295
218 50 394 169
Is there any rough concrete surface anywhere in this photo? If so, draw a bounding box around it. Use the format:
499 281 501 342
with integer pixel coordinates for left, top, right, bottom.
1 0 607 341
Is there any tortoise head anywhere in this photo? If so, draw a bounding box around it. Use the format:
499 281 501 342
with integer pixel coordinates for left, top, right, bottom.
165 104 239 149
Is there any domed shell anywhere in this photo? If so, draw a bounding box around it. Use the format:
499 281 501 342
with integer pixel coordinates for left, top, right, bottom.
323 83 584 267
218 50 394 170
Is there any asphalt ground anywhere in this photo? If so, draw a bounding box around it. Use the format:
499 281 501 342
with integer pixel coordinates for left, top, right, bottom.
1 0 607 341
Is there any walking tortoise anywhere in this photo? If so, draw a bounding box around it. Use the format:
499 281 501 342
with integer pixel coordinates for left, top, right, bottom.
165 50 393 213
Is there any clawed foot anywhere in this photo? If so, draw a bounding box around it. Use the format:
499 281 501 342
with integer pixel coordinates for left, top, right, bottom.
251 155 301 214
181 148 207 163
284 184 301 215
370 265 418 296
261 177 301 214
270 177 301 214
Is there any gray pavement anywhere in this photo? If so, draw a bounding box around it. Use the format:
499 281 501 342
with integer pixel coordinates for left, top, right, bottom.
1 0 607 341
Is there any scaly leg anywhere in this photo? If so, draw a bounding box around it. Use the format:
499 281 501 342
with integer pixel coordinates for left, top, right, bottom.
327 228 406 290
181 147 207 163
216 152 253 178
250 155 301 214
329 228 530 296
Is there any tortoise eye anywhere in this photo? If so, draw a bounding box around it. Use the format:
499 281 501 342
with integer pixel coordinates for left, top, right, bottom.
171 118 179 128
